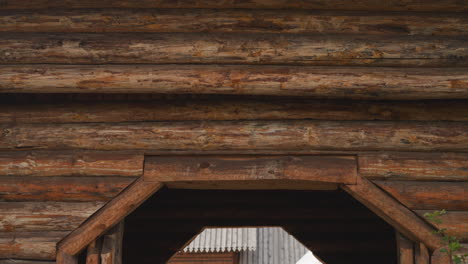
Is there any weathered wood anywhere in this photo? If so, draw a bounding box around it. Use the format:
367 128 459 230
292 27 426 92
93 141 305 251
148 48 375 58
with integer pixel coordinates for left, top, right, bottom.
1 65 468 99
0 177 134 202
0 260 55 264
56 251 78 264
164 180 339 190
100 221 123 264
58 178 163 255
341 177 443 251
0 231 67 260
416 211 468 242
396 232 414 264
144 155 357 184
359 153 468 181
415 243 430 264
0 201 104 232
1 34 467 67
1 121 467 152
0 0 467 11
1 9 467 35
0 151 143 177
86 239 102 264
431 247 451 264
375 181 468 211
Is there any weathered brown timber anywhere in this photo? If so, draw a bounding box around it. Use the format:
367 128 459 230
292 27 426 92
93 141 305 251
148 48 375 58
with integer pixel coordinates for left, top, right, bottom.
0 151 143 177
341 177 443 251
56 251 77 264
2 100 468 124
1 65 468 99
100 222 124 264
0 0 467 11
164 180 338 190
1 9 467 35
0 202 104 232
375 181 468 211
0 231 67 260
86 239 102 264
144 155 357 184
1 121 467 152
431 248 451 264
396 232 414 264
416 211 468 242
58 178 163 255
0 177 134 202
2 34 467 67
415 243 430 264
359 153 468 181
0 260 55 264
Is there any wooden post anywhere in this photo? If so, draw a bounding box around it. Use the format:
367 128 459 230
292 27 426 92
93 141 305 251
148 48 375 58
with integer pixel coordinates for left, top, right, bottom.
101 221 124 264
415 243 430 264
396 232 415 264
57 250 78 264
86 238 103 264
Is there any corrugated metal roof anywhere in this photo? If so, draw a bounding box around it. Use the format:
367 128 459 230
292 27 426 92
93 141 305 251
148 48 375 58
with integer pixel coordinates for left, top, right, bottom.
184 227 257 253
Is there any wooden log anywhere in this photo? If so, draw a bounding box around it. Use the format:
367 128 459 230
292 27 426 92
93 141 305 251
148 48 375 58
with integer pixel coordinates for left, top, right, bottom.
375 181 468 211
0 151 143 177
1 34 467 67
0 176 134 202
359 153 468 181
100 222 124 264
341 177 443 251
416 211 468 242
0 231 67 260
1 65 468 99
2 100 468 124
56 251 78 264
1 9 467 35
164 180 338 190
58 178 163 255
0 201 104 232
0 260 55 264
431 247 451 264
86 239 102 264
1 121 467 152
415 243 430 264
144 155 357 184
396 232 415 264
0 0 467 11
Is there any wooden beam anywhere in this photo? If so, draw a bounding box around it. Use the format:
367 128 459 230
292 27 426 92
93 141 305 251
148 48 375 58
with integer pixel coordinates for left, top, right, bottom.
100 221 124 264
0 260 55 264
57 178 163 255
0 231 67 260
1 121 467 152
1 34 466 67
1 9 467 35
415 243 430 264
416 211 468 242
431 248 451 264
341 176 443 251
56 251 78 264
0 0 466 11
396 232 415 264
1 65 467 99
85 239 102 264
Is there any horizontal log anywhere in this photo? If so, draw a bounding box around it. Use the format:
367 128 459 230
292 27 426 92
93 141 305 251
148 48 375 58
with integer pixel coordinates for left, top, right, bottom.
2 99 468 123
0 260 55 264
415 210 468 242
375 181 468 210
0 151 143 177
144 155 357 184
164 180 338 190
0 0 467 11
1 10 467 35
0 202 105 232
0 176 134 202
2 65 467 99
1 121 467 152
2 34 467 67
0 231 67 260
359 153 468 181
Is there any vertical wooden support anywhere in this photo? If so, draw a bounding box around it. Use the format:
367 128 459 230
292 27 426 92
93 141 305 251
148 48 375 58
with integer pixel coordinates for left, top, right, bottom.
86 238 103 264
101 221 124 264
431 248 451 264
57 251 78 264
397 232 415 264
415 243 430 264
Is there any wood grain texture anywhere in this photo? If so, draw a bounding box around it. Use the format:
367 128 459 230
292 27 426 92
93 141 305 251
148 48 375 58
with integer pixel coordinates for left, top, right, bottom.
100 222 123 264
1 121 467 152
0 177 134 202
1 65 468 99
56 251 77 264
86 239 102 264
0 260 55 264
2 33 467 67
359 153 468 181
375 181 468 211
1 9 467 35
144 155 357 184
416 211 468 242
415 243 430 264
0 0 467 11
0 202 104 232
396 232 414 264
0 151 143 177
341 177 443 251
0 231 67 260
2 100 468 124
431 248 451 264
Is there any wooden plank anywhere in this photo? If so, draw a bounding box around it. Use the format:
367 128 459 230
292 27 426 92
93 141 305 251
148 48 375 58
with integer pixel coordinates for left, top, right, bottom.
1 9 467 35
2 100 468 124
415 243 430 264
1 121 467 152
341 177 443 251
56 251 78 264
0 0 466 11
57 178 163 255
100 221 124 264
0 151 143 177
0 176 134 202
1 34 466 67
0 201 104 232
144 155 357 184
375 181 468 211
0 260 55 264
1 65 468 99
416 211 468 242
396 232 414 264
0 231 67 260
359 153 468 181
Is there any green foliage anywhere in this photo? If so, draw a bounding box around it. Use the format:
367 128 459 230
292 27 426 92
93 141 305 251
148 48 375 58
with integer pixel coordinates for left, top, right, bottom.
424 210 466 264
